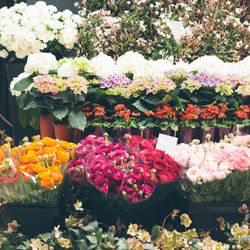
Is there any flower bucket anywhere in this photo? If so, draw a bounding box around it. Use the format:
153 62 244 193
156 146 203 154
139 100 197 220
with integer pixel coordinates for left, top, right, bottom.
53 124 73 142
199 127 216 143
186 202 249 230
159 128 172 136
3 204 61 237
178 127 193 144
217 127 232 141
40 114 55 138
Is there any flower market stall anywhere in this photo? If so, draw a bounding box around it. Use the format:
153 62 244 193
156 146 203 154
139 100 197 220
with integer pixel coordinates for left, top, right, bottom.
0 0 249 249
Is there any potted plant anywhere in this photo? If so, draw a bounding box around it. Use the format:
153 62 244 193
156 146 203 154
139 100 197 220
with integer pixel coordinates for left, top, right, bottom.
0 136 76 236
10 54 96 141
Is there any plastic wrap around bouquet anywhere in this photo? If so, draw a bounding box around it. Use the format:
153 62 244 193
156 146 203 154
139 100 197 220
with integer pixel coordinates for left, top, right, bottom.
171 136 250 203
0 136 75 206
67 134 180 208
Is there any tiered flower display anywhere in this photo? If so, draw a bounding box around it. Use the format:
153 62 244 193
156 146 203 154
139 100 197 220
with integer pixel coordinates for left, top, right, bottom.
67 134 180 206
171 136 250 203
0 136 76 205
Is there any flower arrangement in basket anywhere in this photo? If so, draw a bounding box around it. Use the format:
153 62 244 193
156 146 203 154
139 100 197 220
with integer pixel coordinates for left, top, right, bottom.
67 133 180 208
0 136 76 206
171 135 250 203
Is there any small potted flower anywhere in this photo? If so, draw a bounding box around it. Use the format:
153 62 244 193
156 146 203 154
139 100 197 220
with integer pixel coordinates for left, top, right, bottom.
10 54 95 141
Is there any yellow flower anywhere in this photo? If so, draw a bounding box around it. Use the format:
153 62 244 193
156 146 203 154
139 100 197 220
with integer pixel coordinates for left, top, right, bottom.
30 238 42 249
127 223 138 236
180 213 192 228
138 229 151 243
217 217 226 231
127 237 144 250
57 238 72 249
74 200 84 211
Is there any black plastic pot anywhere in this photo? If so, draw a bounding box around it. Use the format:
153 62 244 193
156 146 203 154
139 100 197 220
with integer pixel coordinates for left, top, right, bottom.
3 204 61 237
187 201 249 230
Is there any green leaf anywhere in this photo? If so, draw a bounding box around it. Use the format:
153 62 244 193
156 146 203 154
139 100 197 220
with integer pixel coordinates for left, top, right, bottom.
23 100 40 110
18 109 30 128
68 228 82 238
76 240 88 249
141 94 161 105
29 116 40 130
52 105 69 120
68 110 87 131
13 76 33 91
151 225 162 240
86 235 98 245
116 238 130 250
132 100 149 112
82 221 98 233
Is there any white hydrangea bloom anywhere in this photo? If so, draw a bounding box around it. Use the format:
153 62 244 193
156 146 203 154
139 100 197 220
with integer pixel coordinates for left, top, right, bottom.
0 2 82 59
58 60 78 77
117 51 147 77
91 53 118 77
24 53 58 75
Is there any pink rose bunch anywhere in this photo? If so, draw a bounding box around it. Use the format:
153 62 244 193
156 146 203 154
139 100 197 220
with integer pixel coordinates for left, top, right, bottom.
171 141 250 184
67 134 180 204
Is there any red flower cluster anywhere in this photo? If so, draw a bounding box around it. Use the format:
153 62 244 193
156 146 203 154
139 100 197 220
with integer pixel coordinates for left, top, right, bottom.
67 134 180 204
200 103 228 119
234 105 249 119
179 104 200 121
154 104 177 120
114 104 131 122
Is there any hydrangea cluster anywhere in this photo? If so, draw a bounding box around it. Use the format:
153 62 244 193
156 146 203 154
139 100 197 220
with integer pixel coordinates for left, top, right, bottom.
192 72 222 88
126 76 176 97
58 57 94 77
99 73 132 89
33 75 89 95
0 1 82 59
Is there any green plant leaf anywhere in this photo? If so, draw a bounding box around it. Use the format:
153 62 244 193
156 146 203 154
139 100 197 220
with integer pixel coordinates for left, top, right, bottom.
86 235 98 245
76 240 88 249
82 221 99 233
68 110 87 131
116 238 130 250
132 100 149 112
13 76 33 91
151 225 162 240
23 100 40 110
18 109 30 128
52 105 69 120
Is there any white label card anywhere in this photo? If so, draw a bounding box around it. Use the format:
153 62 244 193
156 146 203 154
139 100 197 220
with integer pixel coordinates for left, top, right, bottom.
156 133 178 155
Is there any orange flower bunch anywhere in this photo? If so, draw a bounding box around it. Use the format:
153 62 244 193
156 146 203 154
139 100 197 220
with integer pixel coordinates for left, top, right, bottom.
200 103 228 120
180 104 201 121
10 136 76 189
114 104 131 122
234 105 249 119
154 104 177 120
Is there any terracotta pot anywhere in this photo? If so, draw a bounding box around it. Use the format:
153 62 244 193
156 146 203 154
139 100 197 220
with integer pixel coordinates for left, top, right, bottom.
116 128 131 139
178 127 193 144
40 114 55 138
53 124 73 142
217 127 232 141
73 129 82 143
199 128 216 143
143 128 155 139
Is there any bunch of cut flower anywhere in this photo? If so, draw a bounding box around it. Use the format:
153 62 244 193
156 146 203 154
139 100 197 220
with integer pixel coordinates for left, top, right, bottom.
171 135 250 203
0 136 76 206
67 133 180 208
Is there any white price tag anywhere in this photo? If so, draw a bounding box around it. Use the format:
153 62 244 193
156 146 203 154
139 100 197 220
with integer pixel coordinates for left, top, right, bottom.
156 133 178 155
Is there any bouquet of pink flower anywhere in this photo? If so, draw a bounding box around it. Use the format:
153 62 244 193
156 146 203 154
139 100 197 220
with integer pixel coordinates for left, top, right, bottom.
67 134 180 207
171 138 250 203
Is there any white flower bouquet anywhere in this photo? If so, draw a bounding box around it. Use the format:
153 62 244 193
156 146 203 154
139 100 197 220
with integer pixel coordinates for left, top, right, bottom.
0 1 82 60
